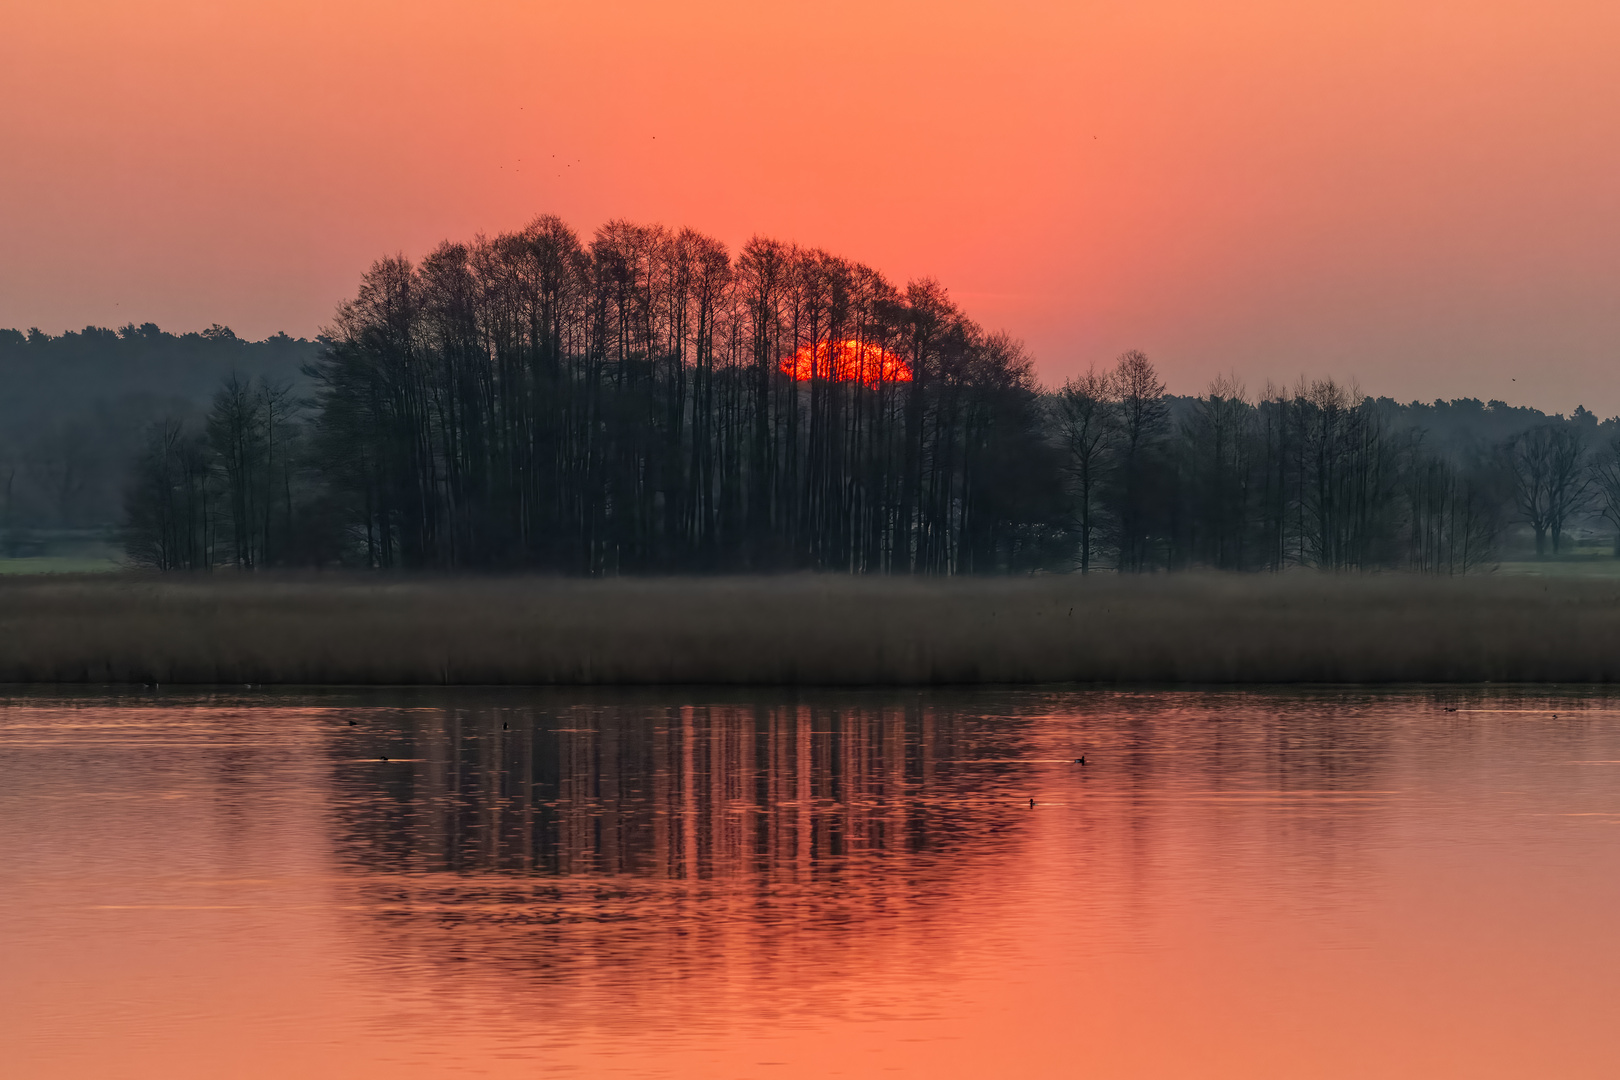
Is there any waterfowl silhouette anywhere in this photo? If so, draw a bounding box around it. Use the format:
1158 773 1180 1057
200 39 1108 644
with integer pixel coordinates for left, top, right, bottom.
502 721 509 731
1029 798 1036 808
348 719 357 726
380 756 389 762
1075 756 1087 765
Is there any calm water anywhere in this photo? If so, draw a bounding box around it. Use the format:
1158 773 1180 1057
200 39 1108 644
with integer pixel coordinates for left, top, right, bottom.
4 688 1620 1078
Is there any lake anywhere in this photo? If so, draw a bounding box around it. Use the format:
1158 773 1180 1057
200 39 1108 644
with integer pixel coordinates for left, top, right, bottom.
3 688 1619 1078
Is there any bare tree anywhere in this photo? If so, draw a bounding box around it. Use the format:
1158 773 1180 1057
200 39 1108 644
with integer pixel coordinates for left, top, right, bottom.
1590 435 1620 555
208 374 266 568
1055 367 1115 572
1109 350 1168 571
1545 423 1590 553
0 459 12 544
258 379 299 565
1183 374 1253 568
1506 423 1590 555
1403 440 1502 574
124 419 215 570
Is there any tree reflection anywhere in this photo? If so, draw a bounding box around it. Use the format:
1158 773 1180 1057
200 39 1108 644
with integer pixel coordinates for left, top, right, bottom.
328 701 1016 877
319 691 1396 1027
323 699 1036 1018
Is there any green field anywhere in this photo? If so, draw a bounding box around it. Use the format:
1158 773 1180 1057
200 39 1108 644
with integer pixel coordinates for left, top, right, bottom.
1495 552 1620 577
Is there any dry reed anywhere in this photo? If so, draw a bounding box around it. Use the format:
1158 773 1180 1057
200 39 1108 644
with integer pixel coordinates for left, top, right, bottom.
2 572 1618 685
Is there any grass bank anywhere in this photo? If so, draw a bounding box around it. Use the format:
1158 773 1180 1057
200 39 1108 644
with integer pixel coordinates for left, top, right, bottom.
3 573 1619 685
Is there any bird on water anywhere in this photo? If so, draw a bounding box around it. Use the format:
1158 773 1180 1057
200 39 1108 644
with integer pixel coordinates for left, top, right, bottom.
1029 797 1036 808
1074 756 1087 765
381 756 389 762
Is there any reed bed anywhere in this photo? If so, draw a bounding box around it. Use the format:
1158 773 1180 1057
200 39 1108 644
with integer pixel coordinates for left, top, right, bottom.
2 572 1618 685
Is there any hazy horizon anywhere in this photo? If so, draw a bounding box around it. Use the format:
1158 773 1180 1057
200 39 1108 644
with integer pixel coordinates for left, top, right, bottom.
3 311 1608 420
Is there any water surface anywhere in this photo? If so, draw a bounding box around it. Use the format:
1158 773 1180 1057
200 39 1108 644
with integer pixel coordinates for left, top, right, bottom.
3 688 1619 1078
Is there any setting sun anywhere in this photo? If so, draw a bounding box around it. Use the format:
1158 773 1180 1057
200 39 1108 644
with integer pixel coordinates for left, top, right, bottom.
778 339 912 386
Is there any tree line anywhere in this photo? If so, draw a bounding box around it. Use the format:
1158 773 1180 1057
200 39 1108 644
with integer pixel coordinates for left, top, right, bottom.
0 322 313 550
120 214 1620 574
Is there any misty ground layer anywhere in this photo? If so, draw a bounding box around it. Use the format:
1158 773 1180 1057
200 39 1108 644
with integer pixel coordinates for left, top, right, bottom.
2 573 1618 685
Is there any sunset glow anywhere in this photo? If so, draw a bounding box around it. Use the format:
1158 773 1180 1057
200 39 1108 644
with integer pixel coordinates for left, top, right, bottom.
7 1 1620 410
778 339 913 386
11 2 1620 1075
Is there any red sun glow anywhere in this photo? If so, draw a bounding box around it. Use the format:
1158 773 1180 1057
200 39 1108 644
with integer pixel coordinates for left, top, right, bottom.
779 340 913 387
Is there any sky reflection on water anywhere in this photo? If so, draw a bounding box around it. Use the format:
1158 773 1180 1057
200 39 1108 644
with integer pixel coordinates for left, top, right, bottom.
3 688 1619 1078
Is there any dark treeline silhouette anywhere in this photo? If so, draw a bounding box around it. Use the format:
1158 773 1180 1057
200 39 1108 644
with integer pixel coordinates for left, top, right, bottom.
1060 371 1514 574
315 218 1056 573
127 217 1060 572
101 215 1620 573
0 322 314 551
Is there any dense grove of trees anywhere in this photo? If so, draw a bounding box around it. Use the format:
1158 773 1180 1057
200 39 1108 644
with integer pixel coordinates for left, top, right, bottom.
102 216 1620 574
1057 369 1510 574
127 218 1060 573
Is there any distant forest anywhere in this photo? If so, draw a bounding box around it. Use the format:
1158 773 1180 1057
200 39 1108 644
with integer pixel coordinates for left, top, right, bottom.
0 323 315 553
6 216 1619 573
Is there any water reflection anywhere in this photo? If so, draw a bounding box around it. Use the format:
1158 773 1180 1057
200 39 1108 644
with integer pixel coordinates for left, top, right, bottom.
316 691 1403 1031
8 689 1620 1079
331 701 995 877
324 699 1044 1022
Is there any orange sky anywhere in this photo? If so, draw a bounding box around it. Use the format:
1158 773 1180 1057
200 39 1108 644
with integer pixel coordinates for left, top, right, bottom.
4 0 1619 412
